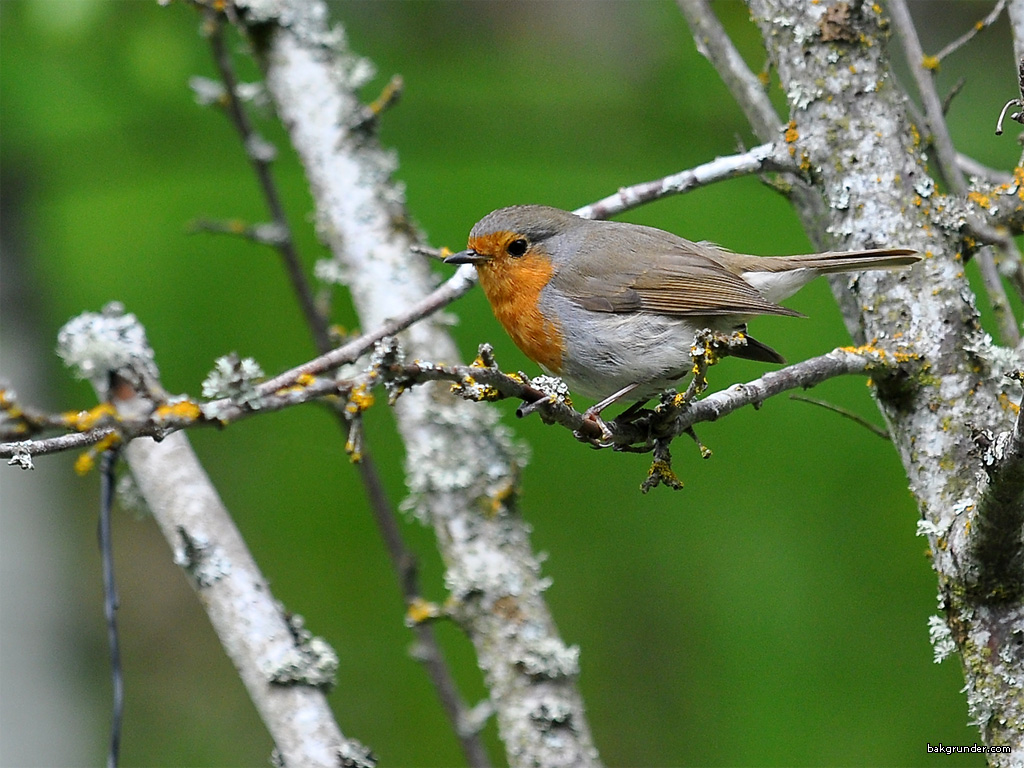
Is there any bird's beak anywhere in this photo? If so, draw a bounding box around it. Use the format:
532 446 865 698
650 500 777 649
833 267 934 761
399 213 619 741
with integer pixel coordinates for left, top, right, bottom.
444 249 490 265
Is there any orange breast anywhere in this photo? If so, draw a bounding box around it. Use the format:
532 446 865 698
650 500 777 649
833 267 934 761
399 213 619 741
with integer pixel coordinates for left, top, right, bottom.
470 237 564 373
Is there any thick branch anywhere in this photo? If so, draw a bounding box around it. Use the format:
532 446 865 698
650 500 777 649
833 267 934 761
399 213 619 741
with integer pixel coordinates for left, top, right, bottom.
967 375 1024 601
54 308 352 767
743 0 1024 754
125 425 352 766
890 0 1019 345
233 1 599 764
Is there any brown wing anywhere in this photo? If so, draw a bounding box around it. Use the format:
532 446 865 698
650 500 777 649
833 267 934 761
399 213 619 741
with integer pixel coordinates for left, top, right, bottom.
552 222 801 318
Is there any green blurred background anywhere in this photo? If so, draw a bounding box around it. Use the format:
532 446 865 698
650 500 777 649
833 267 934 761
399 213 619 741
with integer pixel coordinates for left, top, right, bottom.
1 1 1014 765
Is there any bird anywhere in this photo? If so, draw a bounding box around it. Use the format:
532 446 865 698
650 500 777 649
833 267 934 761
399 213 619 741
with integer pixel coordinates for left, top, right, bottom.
445 205 918 415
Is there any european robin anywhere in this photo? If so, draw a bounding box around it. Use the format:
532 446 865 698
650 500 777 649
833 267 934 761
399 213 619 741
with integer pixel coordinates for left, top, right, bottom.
445 205 918 412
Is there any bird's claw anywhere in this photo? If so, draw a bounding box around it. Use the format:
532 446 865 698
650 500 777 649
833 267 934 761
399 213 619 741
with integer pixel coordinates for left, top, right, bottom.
576 408 615 446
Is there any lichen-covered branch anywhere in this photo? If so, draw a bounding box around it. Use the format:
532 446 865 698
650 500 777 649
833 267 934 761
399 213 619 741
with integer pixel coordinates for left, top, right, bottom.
230 1 599 764
716 0 1024 755
56 308 355 768
889 0 1020 346
3 332 905 501
575 142 797 220
967 373 1024 601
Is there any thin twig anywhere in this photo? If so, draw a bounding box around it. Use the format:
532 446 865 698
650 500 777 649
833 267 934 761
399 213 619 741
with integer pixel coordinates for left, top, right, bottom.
354 453 492 767
934 0 1007 63
205 12 332 351
941 77 965 115
99 448 123 768
257 265 476 394
889 0 966 196
575 142 796 221
789 395 890 439
675 0 781 142
996 96 1024 135
674 0 828 245
0 428 117 460
350 74 404 132
188 217 289 246
957 153 1014 185
996 57 1024 136
977 246 1023 345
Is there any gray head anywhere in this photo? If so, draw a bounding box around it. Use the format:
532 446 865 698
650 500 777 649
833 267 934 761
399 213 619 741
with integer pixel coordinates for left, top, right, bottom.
444 205 587 266
468 205 584 243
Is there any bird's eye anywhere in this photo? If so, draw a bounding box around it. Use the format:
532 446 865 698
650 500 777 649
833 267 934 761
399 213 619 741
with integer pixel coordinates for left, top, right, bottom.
507 238 528 257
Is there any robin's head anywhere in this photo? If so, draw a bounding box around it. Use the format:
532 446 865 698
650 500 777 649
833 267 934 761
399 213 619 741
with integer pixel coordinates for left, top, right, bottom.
445 205 579 373
445 206 581 326
445 205 582 273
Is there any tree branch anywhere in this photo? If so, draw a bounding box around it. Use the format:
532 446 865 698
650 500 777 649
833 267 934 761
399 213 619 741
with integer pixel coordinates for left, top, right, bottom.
675 0 781 142
890 0 1019 345
201 19 489 759
575 141 797 220
889 0 967 196
676 0 831 246
231 1 600 764
56 307 356 768
933 0 1007 63
203 10 332 352
966 373 1024 601
742 0 1024 754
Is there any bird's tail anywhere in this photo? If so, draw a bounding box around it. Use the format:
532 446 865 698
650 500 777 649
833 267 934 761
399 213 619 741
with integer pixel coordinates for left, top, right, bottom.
747 248 920 274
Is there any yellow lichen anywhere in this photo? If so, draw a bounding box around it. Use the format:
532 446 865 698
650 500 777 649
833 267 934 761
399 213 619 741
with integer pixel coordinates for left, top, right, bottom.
909 124 921 149
921 55 940 71
345 384 375 415
488 480 516 517
65 403 118 431
998 392 1021 415
344 435 362 463
645 460 683 491
154 400 201 424
73 452 95 476
405 598 440 625
967 190 991 209
784 121 799 155
73 432 121 476
839 343 885 360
